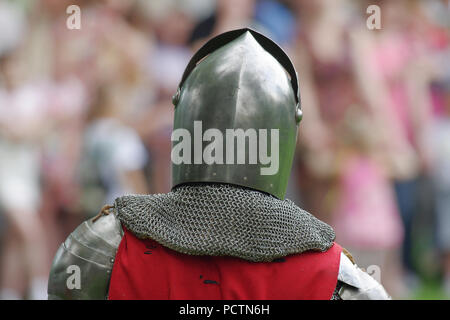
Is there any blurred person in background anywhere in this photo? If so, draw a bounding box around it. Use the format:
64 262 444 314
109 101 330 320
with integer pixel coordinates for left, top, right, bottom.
289 0 406 296
189 0 257 48
79 84 149 217
353 0 440 291
43 0 152 220
134 1 194 194
289 0 362 224
0 52 49 300
430 69 450 297
414 0 450 294
0 2 49 297
188 0 297 48
24 0 96 259
332 106 405 297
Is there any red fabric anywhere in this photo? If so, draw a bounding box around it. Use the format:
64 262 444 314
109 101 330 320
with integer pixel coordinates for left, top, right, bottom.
108 228 342 300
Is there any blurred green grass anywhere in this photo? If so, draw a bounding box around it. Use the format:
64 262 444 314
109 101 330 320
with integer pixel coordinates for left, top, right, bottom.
410 281 449 300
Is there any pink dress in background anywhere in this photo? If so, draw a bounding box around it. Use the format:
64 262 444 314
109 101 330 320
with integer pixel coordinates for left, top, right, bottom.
370 33 415 146
333 155 404 250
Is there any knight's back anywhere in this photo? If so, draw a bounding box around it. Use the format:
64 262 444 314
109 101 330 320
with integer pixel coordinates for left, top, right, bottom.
48 28 390 300
48 188 390 300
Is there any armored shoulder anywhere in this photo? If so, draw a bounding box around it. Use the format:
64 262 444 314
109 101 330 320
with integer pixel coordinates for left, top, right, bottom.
336 252 391 300
47 210 123 300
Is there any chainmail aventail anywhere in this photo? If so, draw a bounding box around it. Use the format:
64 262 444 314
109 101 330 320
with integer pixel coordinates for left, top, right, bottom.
113 183 335 262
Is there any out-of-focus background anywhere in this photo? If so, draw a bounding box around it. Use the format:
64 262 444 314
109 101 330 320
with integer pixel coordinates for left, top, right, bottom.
0 0 449 300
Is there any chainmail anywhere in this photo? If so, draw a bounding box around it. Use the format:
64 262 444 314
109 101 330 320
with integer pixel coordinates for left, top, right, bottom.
113 183 335 262
331 281 343 300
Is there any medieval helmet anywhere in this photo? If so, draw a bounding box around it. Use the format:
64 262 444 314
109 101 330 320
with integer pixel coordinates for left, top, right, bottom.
171 28 302 199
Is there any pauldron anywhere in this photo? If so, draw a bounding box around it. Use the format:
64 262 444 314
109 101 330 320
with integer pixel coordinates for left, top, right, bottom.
335 252 391 300
47 212 123 300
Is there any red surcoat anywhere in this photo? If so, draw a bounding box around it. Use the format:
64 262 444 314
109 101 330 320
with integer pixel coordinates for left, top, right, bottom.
108 228 342 300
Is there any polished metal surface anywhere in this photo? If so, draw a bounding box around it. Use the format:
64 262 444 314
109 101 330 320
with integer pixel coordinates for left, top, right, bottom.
47 213 123 300
337 253 391 300
172 30 300 199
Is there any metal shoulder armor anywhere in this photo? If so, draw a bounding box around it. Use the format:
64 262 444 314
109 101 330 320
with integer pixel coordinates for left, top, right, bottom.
47 210 123 300
336 252 391 300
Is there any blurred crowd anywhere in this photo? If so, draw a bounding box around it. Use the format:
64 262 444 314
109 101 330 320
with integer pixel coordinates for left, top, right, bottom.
0 0 449 299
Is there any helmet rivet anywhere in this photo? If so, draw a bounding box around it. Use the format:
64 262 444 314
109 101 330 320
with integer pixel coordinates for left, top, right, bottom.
295 107 303 123
172 87 181 107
